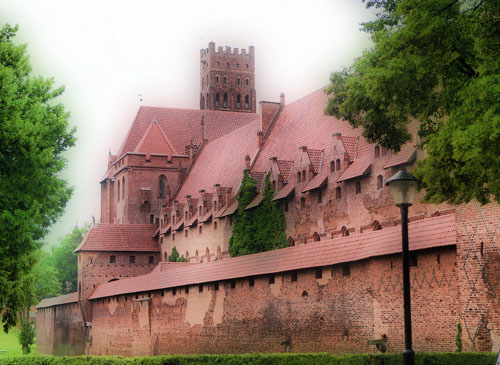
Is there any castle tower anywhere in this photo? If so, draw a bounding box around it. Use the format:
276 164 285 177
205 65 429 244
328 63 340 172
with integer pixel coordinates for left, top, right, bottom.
200 42 256 113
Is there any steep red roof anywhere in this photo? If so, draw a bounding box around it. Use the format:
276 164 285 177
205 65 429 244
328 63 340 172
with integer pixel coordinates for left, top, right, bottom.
220 199 238 217
272 183 295 201
89 214 456 299
74 224 159 252
36 292 78 309
337 156 372 182
302 166 328 192
199 210 213 223
174 119 260 200
384 143 417 169
245 192 264 210
276 160 294 183
118 107 258 159
249 171 266 191
306 149 324 173
133 120 177 155
341 136 358 162
252 89 363 173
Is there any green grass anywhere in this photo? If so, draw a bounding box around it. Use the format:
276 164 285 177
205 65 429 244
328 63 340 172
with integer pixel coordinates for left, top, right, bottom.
0 327 36 357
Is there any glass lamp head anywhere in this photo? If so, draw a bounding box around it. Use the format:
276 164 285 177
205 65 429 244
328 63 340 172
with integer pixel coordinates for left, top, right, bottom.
385 169 419 206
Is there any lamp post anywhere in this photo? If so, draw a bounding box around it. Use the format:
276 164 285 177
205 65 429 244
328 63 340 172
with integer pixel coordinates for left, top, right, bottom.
385 169 419 365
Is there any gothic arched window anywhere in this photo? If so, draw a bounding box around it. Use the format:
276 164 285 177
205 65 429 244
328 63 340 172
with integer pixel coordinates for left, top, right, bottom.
245 95 249 109
336 159 341 171
215 93 220 107
159 176 166 198
237 94 241 108
223 93 228 107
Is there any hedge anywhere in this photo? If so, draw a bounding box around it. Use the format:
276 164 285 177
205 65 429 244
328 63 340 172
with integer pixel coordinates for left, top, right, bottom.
0 353 497 364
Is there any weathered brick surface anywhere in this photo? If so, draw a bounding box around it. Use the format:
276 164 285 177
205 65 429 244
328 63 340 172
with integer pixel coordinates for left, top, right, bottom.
35 302 86 355
88 248 457 355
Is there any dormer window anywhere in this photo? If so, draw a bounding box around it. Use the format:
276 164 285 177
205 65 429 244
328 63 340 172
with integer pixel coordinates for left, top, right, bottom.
377 175 383 189
330 161 335 173
302 170 306 181
336 187 342 200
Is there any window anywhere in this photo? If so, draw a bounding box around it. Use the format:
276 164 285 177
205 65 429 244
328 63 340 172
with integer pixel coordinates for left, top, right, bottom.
117 180 120 201
269 274 275 284
302 170 306 181
237 77 240 86
245 64 249 69
336 187 342 200
199 284 203 293
336 159 341 171
172 288 176 296
272 181 276 190
214 221 217 230
164 252 168 261
223 76 227 85
330 161 335 173
317 190 323 204
315 268 323 279
215 93 219 107
377 175 383 189
172 233 175 241
356 181 361 194
341 226 350 237
291 271 298 282
199 225 202 234
214 282 219 291
185 230 188 237
300 197 306 209
149 256 154 264
288 236 295 247
216 76 219 84
230 279 236 289
150 214 154 224
226 62 229 68
313 232 320 242
245 78 249 86
110 255 116 264
284 200 289 212
297 171 301 182
129 255 135 264
122 177 125 198
185 286 189 294
216 61 220 66
236 63 239 68
375 145 381 158
237 94 241 108
159 177 166 197
249 277 254 287
245 95 249 109
223 93 228 107
342 263 351 276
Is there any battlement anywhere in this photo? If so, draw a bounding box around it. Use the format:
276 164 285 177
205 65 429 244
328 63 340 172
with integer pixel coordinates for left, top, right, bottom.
200 42 254 59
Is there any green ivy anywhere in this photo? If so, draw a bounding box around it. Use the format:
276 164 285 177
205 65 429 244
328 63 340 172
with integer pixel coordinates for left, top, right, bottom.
168 247 187 262
230 172 287 257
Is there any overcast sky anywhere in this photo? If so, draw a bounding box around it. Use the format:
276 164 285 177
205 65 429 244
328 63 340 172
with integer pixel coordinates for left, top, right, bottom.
0 0 375 245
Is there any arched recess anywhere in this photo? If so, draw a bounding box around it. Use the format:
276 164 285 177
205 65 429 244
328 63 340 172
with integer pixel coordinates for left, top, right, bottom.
117 180 121 201
185 251 190 261
373 221 382 231
164 251 168 261
216 246 222 260
341 226 350 237
158 175 168 198
141 201 151 213
195 250 199 262
205 247 211 262
313 232 321 242
288 236 295 247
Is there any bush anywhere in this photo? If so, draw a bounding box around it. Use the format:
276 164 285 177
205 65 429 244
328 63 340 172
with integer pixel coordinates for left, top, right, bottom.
0 352 497 364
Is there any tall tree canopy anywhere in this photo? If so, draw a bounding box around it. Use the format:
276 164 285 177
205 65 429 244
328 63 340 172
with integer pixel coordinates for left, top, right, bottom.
325 0 500 205
0 24 75 331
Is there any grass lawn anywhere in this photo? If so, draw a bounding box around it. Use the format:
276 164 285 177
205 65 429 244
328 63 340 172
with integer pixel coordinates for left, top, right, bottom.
0 327 36 357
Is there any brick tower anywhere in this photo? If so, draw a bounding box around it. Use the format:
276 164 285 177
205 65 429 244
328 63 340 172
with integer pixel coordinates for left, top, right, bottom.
200 42 256 113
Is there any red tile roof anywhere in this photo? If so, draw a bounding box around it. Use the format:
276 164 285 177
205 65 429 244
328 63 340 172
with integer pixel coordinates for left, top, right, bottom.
160 224 171 235
199 210 213 223
174 119 260 200
251 89 363 174
220 199 238 217
384 143 417 169
173 219 184 231
36 292 78 309
272 183 295 201
74 224 159 253
133 120 177 155
245 192 264 210
341 136 358 162
302 167 328 192
185 215 198 227
306 149 324 173
276 160 294 183
117 106 259 159
337 156 372 182
249 171 266 191
89 214 456 299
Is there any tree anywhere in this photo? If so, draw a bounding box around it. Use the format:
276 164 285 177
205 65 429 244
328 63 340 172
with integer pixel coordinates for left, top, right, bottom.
32 252 62 301
325 0 500 205
168 246 187 262
230 172 287 257
0 24 75 331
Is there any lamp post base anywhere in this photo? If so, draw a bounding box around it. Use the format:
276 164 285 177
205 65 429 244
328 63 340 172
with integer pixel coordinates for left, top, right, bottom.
403 348 415 365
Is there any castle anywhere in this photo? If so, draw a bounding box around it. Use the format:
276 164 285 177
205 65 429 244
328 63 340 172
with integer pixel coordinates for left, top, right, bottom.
36 42 500 356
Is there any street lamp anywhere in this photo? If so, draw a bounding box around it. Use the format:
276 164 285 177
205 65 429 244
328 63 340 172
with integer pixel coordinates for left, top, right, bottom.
385 169 419 365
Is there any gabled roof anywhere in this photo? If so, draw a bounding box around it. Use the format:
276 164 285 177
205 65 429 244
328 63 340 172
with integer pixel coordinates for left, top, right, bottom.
36 292 78 309
133 120 177 155
276 160 294 183
249 171 266 191
220 199 238 217
341 136 358 162
245 192 264 210
74 224 159 253
160 224 171 235
199 210 213 223
117 106 259 159
302 166 328 192
185 215 198 227
89 214 456 300
306 149 324 173
173 219 184 231
384 143 417 169
174 119 260 200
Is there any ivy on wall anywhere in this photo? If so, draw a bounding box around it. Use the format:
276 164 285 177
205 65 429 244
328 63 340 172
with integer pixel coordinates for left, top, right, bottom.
229 171 287 257
168 246 187 262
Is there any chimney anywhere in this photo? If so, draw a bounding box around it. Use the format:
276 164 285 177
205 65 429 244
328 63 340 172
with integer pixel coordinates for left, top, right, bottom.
280 92 285 107
332 132 342 140
188 140 195 159
257 131 263 148
201 116 207 142
259 101 280 136
300 146 308 152
245 154 251 169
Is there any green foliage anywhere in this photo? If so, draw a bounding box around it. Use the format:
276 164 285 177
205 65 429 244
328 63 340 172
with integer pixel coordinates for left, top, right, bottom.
325 0 500 205
168 246 187 262
0 353 497 364
230 172 287 257
456 320 463 352
17 319 35 355
0 24 75 331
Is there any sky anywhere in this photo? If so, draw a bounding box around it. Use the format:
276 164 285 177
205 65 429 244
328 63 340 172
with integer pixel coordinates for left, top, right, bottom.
0 0 375 246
